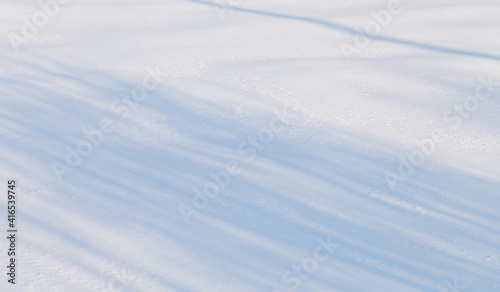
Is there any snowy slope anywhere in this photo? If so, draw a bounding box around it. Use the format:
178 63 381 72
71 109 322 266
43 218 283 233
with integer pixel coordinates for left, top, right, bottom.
1 0 500 291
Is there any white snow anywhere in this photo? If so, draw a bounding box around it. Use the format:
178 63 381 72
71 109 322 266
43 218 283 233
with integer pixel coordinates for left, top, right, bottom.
1 0 499 291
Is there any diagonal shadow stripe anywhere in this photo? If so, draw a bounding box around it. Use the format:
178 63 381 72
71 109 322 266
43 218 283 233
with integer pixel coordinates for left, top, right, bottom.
185 0 500 62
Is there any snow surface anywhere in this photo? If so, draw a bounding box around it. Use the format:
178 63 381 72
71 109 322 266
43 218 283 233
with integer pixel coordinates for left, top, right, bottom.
1 0 500 291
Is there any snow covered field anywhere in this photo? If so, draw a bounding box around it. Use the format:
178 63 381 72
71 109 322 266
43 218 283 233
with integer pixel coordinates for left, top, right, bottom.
1 0 499 291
